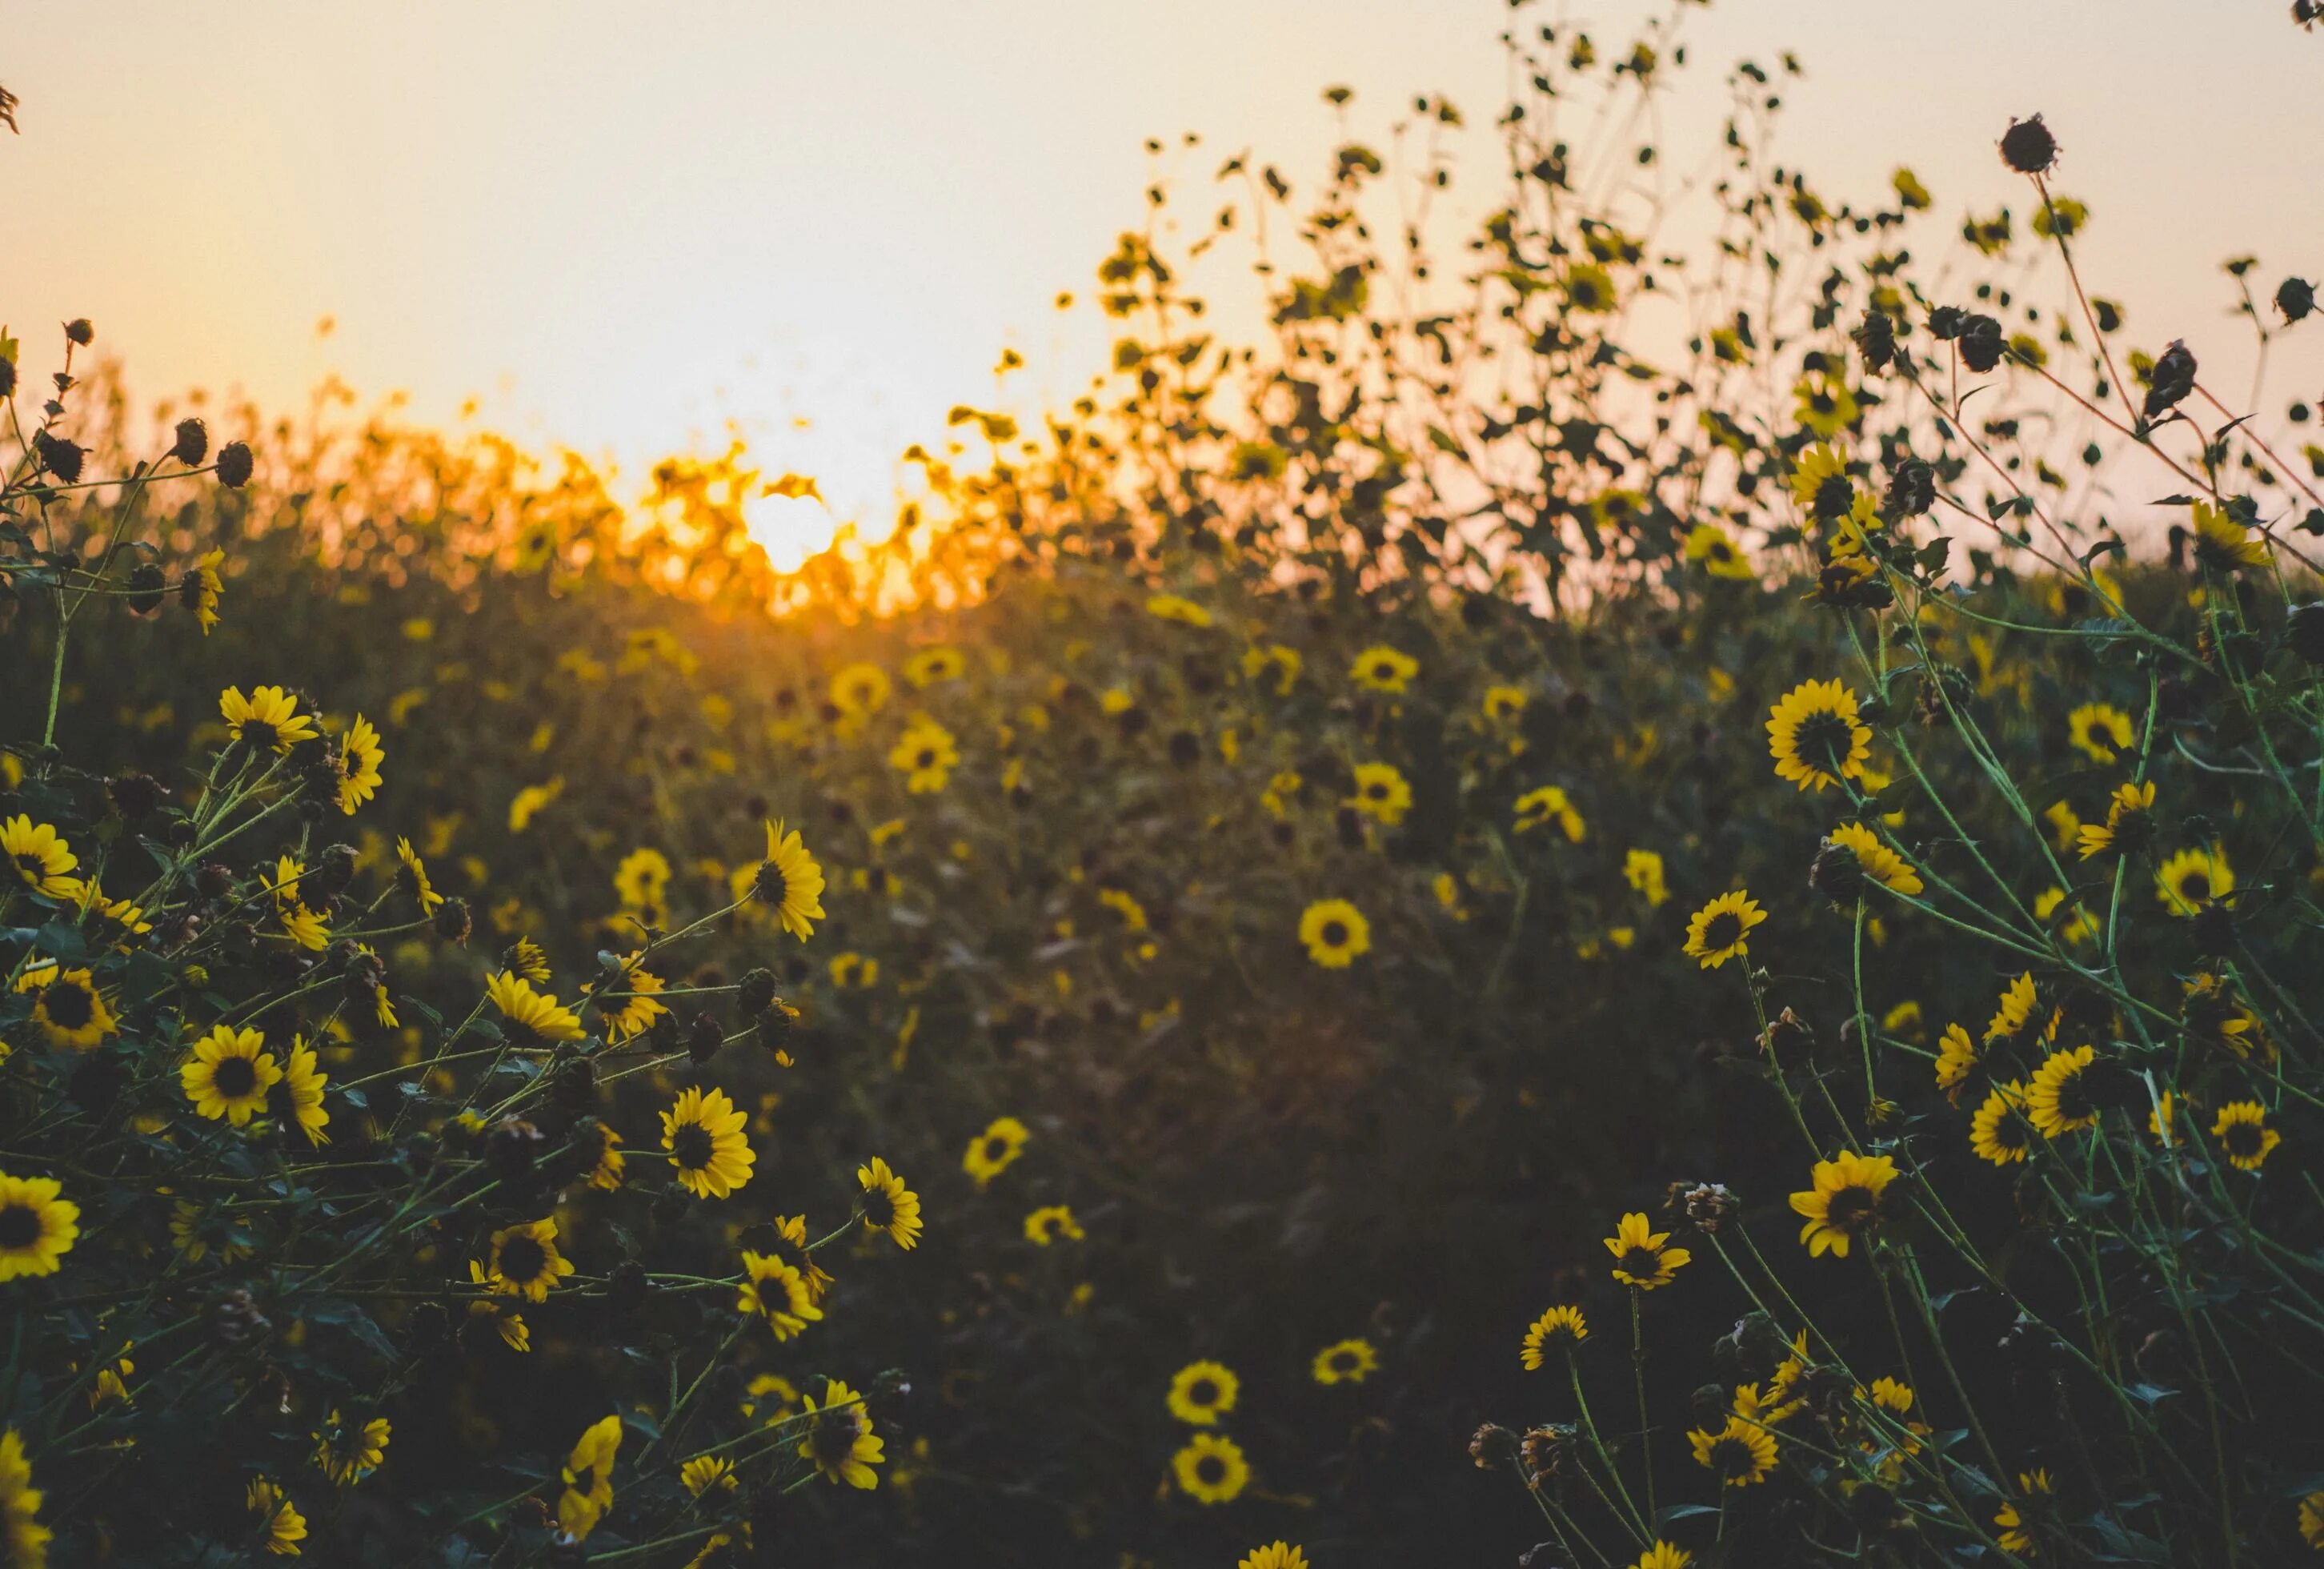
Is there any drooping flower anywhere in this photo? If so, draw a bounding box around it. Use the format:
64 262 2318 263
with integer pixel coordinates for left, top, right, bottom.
1521 1305 1589 1369
314 1411 391 1487
487 971 585 1045
1825 822 1921 895
247 1477 307 1555
558 1415 623 1538
334 716 385 814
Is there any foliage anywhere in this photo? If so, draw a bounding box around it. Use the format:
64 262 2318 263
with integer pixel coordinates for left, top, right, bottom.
6 2 2324 1565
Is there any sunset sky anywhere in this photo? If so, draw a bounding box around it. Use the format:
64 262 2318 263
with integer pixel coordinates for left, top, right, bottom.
10 2 2320 532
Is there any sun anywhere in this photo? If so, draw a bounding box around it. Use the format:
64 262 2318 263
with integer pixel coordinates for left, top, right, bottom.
744 489 842 573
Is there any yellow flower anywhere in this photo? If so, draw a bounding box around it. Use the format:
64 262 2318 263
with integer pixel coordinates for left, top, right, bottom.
1024 1205 1083 1246
830 660 892 716
1685 523 1756 580
1146 593 1213 628
247 1477 307 1555
1 1429 51 1568
486 1218 574 1302
662 1087 755 1198
0 817 79 899
1789 444 1855 520
891 718 960 793
2155 845 2233 917
679 1455 738 1498
334 715 385 814
1482 683 1530 722
558 1415 623 1539
1689 1415 1777 1486
1244 643 1301 694
612 847 671 914
2299 1491 2324 1549
1348 644 1419 693
2065 702 2134 763
1240 1544 1309 1569
1348 763 1413 825
749 819 827 941
799 1379 884 1488
904 645 966 686
14 961 118 1051
1521 1305 1589 1368
1969 1082 2033 1166
1994 1469 2053 1555
1623 849 1669 908
1825 822 1921 895
278 1037 331 1146
1682 891 1765 969
395 837 443 913
188 548 226 633
1628 1544 1691 1569
1167 1361 1240 1426
2025 1044 2100 1138
2076 780 2154 860
964 1116 1029 1186
314 1411 391 1487
1514 784 1587 841
2189 500 2270 571
181 1025 282 1126
1604 1212 1690 1290
1299 899 1371 968
1312 1338 1377 1385
0 1171 79 1281
1793 373 1860 439
591 956 668 1044
737 1250 825 1339
219 684 319 754
2210 1100 2281 1171
507 776 563 833
487 971 585 1045
1789 1151 1897 1258
857 1157 924 1249
1171 1431 1249 1504
1768 679 1871 792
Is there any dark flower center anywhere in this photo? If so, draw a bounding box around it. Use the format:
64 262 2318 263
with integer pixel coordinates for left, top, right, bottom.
1195 1455 1227 1485
240 719 279 750
1702 913 1743 951
2222 1121 2262 1158
916 748 937 768
1709 1436 1756 1478
2178 873 2210 904
1827 1186 1877 1230
1364 781 1387 799
1189 1378 1220 1406
41 979 95 1030
753 861 789 908
671 1124 716 1170
1320 921 1349 948
213 1057 258 1098
1616 1246 1661 1278
1796 712 1854 773
0 1204 42 1250
500 1234 548 1282
810 1408 865 1465
1813 475 1855 520
2084 720 2117 752
16 853 50 884
2055 1071 2095 1123
982 1136 1010 1162
862 1188 897 1228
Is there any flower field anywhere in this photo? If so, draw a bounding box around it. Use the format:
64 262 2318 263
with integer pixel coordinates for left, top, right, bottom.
5 7 2324 1567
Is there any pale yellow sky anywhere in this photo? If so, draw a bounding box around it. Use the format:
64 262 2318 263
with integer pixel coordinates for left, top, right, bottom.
10 2 2320 528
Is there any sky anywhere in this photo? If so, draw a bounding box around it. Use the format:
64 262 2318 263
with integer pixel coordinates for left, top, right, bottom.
7 2 2320 544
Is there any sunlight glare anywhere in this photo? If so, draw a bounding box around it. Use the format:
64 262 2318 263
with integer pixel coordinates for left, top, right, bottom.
744 488 840 574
